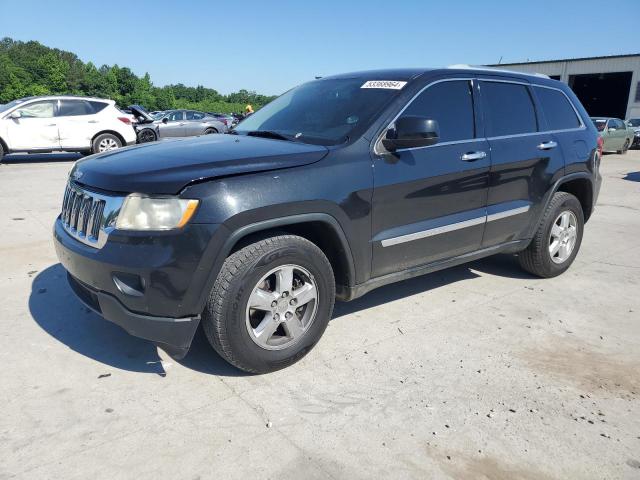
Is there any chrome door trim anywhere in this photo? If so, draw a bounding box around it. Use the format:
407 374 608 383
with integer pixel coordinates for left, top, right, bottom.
486 205 530 222
380 205 531 247
380 216 486 247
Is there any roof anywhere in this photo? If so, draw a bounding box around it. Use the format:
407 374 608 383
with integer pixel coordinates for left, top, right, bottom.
490 53 640 66
11 95 113 103
321 68 430 81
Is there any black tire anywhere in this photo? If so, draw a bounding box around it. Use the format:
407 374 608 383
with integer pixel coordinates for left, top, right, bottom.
202 235 335 373
204 127 218 135
137 128 157 143
0 141 4 163
92 133 122 154
617 139 630 155
518 192 584 278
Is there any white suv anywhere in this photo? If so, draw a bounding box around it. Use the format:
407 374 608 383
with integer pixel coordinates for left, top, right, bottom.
0 96 137 161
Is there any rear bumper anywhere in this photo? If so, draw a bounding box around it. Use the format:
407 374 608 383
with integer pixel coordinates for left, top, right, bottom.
68 273 199 358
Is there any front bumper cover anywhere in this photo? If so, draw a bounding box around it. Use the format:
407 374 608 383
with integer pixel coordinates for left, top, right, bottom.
68 273 199 358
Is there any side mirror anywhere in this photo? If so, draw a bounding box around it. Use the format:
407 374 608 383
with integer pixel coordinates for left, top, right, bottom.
162 117 169 124
382 116 439 152
9 111 21 119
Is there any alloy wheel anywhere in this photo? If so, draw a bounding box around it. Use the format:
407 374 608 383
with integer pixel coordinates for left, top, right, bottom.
548 210 578 264
98 138 119 152
245 264 318 350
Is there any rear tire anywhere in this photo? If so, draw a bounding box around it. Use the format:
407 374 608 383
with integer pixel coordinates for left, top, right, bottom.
518 192 584 278
92 133 122 154
204 128 218 135
0 141 4 163
202 235 335 373
617 139 630 155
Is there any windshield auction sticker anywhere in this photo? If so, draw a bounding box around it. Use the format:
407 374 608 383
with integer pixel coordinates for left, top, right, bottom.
361 80 407 90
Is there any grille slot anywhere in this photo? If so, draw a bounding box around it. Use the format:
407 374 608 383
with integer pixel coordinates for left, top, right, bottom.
60 183 108 246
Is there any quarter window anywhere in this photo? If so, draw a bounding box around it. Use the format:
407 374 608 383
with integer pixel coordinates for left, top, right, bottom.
58 100 94 116
481 82 537 137
15 101 56 118
400 80 475 143
534 87 581 130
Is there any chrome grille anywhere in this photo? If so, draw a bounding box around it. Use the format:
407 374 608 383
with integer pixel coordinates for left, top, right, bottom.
60 183 123 248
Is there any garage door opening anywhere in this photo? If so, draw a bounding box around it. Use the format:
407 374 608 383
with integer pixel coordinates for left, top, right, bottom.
568 71 632 119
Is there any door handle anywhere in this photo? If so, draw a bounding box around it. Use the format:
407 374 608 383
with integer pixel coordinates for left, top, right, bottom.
47 124 57 127
179 123 186 125
537 141 557 150
460 151 487 162
88 120 98 124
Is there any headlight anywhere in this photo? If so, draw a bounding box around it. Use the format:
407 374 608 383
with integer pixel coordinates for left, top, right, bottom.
116 195 199 231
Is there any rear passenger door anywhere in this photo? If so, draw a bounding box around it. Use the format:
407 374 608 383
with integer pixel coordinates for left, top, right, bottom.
57 99 98 149
479 79 565 248
371 78 490 277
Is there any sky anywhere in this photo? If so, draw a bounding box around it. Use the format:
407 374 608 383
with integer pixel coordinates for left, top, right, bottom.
1 0 638 96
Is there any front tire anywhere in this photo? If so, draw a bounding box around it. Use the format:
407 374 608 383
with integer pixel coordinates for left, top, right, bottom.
204 127 218 135
0 141 4 163
518 192 584 278
92 133 122 154
137 128 157 143
202 235 335 373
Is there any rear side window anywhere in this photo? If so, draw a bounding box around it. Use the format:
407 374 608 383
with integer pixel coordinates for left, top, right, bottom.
401 80 475 142
58 100 94 116
186 111 205 120
481 82 537 137
89 101 108 113
534 87 581 130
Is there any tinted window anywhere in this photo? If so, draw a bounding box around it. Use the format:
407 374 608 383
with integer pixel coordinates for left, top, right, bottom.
481 82 537 136
89 101 108 113
612 119 625 129
401 80 475 142
534 87 581 130
58 100 93 116
167 111 183 121
16 101 56 118
186 111 205 120
592 119 606 131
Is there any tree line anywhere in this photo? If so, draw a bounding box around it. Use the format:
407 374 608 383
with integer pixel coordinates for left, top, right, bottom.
0 37 277 113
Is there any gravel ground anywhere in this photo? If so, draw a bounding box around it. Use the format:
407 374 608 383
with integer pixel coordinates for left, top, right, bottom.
1 150 639 479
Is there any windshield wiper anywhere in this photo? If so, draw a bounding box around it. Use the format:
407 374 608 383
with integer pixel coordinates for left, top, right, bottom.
245 130 297 142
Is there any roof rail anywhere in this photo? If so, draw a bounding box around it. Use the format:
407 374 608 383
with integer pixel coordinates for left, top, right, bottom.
446 64 550 79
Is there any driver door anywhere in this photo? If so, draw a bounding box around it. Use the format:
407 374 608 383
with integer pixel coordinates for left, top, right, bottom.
159 111 186 137
5 100 60 150
371 79 490 277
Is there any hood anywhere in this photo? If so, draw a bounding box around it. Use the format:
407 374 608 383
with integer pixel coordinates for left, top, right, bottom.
71 134 329 194
128 104 156 124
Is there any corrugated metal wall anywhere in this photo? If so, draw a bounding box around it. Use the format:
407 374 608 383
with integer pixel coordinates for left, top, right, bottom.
492 56 640 119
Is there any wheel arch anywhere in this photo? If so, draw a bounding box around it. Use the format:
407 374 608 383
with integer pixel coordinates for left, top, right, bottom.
555 174 594 222
0 135 8 153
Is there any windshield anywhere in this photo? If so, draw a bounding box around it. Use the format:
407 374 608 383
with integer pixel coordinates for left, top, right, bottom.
234 78 403 145
592 119 607 132
0 97 31 114
628 118 640 127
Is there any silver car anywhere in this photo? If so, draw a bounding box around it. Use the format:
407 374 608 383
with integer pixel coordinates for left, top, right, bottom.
132 107 227 143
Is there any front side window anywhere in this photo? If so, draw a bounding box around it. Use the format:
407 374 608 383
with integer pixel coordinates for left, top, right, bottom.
534 87 581 131
15 101 56 118
235 78 403 145
186 111 205 120
400 80 475 143
481 82 537 137
592 119 606 132
58 100 93 117
167 111 184 122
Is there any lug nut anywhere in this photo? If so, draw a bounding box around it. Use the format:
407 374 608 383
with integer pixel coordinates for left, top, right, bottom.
282 291 289 298
271 301 278 308
285 312 293 319
289 298 297 306
273 313 280 321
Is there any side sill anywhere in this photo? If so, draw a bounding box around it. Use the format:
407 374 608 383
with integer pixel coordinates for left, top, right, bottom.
337 239 530 302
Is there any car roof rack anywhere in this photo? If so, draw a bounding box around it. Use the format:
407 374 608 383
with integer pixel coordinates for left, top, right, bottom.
446 64 550 79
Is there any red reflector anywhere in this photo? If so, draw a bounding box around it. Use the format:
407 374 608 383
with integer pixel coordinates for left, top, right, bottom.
118 116 131 125
597 136 603 156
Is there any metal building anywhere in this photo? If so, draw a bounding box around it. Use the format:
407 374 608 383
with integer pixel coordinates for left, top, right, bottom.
490 54 640 120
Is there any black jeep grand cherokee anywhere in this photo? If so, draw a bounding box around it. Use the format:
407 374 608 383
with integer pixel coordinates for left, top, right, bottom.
54 67 601 373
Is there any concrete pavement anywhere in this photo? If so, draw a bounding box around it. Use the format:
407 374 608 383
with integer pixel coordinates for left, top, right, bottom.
1 151 639 479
